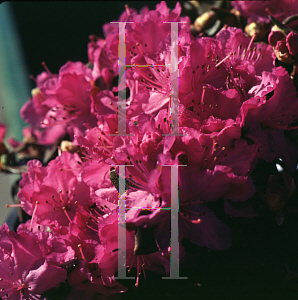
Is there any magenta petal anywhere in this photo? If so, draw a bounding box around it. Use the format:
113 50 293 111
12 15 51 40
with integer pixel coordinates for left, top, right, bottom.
25 260 67 294
286 31 298 57
9 231 42 279
182 205 231 250
268 31 285 47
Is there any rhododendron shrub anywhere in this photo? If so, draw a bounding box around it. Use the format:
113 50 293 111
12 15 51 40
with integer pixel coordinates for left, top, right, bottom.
1 1 298 299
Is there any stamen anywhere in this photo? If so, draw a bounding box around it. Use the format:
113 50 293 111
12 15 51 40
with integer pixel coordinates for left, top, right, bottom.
128 255 136 273
6 204 21 208
247 32 257 50
40 116 77 127
74 201 99 222
200 86 207 119
98 137 113 156
41 61 52 75
29 74 36 82
99 131 113 146
125 4 130 15
78 244 87 261
29 201 39 231
136 43 143 55
59 190 66 204
190 218 202 224
215 52 232 68
86 222 98 232
142 255 151 267
200 53 232 84
227 59 245 102
59 168 81 172
135 256 140 287
62 207 72 222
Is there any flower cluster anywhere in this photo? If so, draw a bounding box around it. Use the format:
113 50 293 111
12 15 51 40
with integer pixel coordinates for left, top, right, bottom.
1 1 298 299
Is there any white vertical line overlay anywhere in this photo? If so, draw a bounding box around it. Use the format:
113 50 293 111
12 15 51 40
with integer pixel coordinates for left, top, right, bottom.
110 21 134 137
163 164 187 279
113 165 135 280
163 21 187 137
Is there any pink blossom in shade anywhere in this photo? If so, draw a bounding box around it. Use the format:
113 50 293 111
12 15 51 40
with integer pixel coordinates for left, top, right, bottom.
157 118 257 203
123 171 234 251
180 204 232 250
6 137 22 149
268 31 287 49
67 261 127 299
96 211 122 286
98 211 170 288
176 160 256 206
90 89 117 117
168 117 256 175
240 67 298 170
231 0 298 24
0 224 67 300
104 116 165 185
269 30 298 62
286 31 298 57
268 30 297 64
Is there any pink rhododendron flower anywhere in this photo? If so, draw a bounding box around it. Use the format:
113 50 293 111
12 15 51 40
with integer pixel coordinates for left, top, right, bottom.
19 153 93 226
0 224 67 300
4 1 298 298
231 0 298 24
269 29 298 63
240 67 298 170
